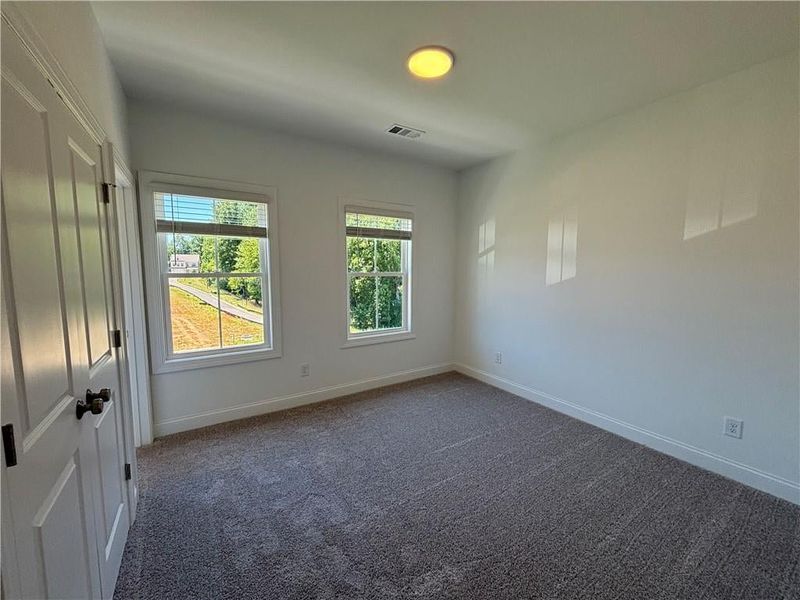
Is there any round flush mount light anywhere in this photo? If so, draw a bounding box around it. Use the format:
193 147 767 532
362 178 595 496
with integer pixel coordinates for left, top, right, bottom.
407 46 454 79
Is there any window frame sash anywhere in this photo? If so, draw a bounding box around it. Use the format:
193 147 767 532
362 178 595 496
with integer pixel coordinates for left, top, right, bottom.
346 241 411 338
156 219 267 239
158 232 272 359
344 205 413 242
343 226 410 241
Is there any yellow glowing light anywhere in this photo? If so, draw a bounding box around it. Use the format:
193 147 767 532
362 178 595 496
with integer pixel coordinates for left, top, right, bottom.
407 46 454 79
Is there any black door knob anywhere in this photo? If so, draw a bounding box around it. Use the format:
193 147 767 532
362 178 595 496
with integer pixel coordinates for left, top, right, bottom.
76 389 111 419
86 388 111 403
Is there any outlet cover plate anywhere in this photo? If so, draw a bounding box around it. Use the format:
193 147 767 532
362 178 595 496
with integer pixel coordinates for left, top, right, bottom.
723 416 743 439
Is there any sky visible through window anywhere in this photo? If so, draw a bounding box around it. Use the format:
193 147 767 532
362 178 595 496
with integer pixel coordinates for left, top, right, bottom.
159 194 215 223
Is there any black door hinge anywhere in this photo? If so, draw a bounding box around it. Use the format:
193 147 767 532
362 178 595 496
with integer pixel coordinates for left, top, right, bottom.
2 424 17 467
102 182 116 204
112 329 122 348
124 463 132 480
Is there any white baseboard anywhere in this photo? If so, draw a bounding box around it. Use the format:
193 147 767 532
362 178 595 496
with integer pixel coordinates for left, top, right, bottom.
454 363 800 505
154 362 454 437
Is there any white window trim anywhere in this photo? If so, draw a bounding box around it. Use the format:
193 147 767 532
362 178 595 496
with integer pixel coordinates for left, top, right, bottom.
338 196 416 348
139 170 282 373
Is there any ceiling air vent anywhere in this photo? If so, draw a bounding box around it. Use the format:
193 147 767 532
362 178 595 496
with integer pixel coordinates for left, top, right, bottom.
386 124 425 139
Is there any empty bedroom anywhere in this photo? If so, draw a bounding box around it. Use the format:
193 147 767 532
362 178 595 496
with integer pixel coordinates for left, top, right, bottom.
1 1 798 599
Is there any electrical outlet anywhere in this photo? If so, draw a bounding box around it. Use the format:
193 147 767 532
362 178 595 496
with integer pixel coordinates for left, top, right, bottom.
300 363 310 377
723 416 743 439
495 352 503 364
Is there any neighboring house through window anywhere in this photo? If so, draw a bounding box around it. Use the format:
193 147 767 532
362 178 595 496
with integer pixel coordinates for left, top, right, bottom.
169 253 200 273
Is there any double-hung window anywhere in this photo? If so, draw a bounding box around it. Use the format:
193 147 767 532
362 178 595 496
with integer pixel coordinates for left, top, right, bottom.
140 171 281 372
344 203 413 344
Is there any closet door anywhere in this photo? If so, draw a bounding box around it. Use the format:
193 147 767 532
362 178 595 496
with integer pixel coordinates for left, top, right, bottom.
1 20 129 599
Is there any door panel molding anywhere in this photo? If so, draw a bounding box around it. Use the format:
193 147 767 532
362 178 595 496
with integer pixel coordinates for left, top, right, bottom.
2 70 73 433
32 457 94 600
21 393 72 455
68 136 113 369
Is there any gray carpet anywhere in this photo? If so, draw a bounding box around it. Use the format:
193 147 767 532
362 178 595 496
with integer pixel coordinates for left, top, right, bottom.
114 373 800 600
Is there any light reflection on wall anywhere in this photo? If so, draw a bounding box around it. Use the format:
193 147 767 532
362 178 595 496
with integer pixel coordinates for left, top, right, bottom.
546 207 577 286
683 81 768 240
478 218 495 277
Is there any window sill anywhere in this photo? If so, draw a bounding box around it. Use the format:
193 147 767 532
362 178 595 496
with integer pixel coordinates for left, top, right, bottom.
154 346 282 374
341 331 416 349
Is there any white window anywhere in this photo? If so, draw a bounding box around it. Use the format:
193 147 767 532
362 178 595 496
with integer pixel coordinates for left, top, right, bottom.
341 200 414 346
140 171 281 372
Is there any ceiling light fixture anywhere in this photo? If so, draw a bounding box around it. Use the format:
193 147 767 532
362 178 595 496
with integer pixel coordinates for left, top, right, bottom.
407 46 454 80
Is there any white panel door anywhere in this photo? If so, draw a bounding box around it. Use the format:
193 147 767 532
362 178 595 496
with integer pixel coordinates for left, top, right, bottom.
1 21 129 600
66 122 130 600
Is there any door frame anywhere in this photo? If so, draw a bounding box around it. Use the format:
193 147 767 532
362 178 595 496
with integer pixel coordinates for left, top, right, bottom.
104 148 142 520
113 162 153 447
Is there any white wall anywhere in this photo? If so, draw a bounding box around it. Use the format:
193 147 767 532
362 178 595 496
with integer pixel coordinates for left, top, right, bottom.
127 100 457 434
454 54 800 502
5 1 130 164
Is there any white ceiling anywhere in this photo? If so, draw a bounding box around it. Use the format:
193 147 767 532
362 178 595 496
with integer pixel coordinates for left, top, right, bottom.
92 1 798 170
